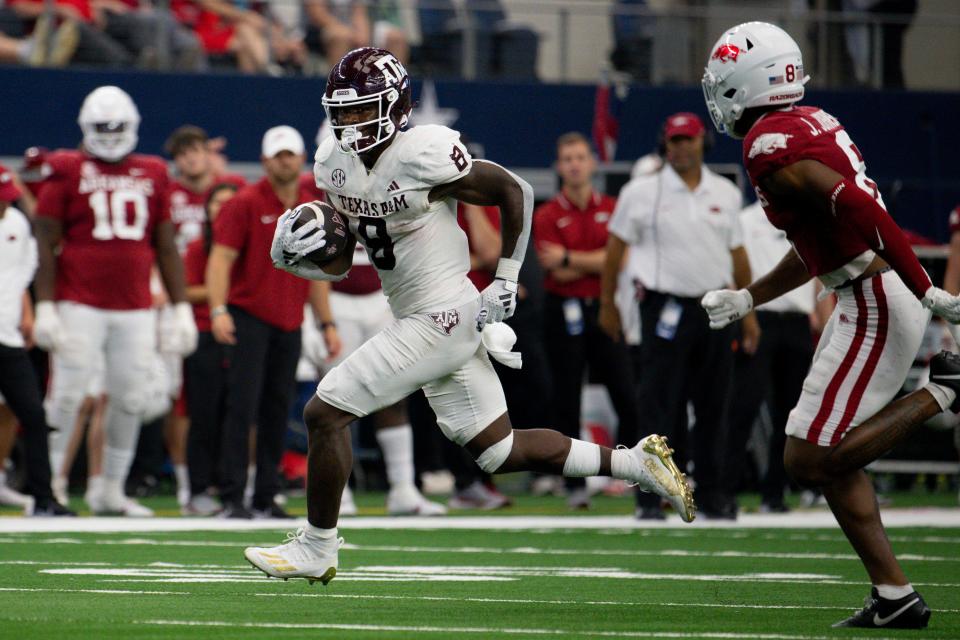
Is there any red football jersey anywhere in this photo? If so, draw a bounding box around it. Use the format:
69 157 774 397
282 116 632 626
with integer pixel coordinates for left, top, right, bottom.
36 150 171 310
167 173 245 254
744 106 886 277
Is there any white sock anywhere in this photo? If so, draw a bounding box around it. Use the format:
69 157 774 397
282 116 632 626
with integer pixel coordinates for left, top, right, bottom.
376 425 415 489
174 464 189 492
86 474 104 495
876 583 914 600
304 524 338 546
562 439 601 477
103 476 125 497
610 448 637 480
924 382 956 412
103 446 134 482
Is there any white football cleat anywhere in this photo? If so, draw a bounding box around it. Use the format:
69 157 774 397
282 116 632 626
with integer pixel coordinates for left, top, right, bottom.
0 483 34 510
96 485 154 517
245 529 341 585
339 485 358 517
386 486 447 516
623 435 696 523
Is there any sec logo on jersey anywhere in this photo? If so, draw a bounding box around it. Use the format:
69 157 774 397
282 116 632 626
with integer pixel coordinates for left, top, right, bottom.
332 168 346 187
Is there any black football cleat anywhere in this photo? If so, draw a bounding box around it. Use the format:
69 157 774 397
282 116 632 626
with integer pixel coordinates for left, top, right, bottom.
29 499 77 517
929 350 960 411
832 588 931 629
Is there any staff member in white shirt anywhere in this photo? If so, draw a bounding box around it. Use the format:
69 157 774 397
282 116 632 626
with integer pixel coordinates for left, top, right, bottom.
0 165 73 516
600 112 758 519
725 201 830 513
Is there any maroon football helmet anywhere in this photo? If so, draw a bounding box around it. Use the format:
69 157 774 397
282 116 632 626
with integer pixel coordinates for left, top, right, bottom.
322 47 412 154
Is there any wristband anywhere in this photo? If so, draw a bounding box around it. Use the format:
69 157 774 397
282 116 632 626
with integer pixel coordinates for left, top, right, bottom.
495 258 522 283
211 305 229 318
319 321 336 330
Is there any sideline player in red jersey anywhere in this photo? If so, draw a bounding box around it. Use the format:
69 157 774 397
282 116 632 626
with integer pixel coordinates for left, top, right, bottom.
700 22 960 628
32 86 198 516
162 125 245 507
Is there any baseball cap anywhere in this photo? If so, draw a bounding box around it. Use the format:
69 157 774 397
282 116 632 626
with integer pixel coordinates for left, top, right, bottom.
663 112 706 139
262 125 305 158
0 164 22 203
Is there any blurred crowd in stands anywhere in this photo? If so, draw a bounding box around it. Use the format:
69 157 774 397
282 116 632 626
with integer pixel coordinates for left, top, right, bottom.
0 0 923 88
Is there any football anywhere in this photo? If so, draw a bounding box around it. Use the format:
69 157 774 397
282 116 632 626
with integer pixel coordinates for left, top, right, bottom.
290 200 349 266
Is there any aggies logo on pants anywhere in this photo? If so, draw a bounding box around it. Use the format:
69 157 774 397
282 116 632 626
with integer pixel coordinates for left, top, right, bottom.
428 310 461 336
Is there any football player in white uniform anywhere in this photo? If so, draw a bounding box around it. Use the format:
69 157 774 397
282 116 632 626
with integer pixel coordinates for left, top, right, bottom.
245 48 695 585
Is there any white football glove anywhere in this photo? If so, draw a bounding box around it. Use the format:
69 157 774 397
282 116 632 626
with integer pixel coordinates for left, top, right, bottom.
700 288 753 329
270 209 342 281
921 286 960 324
33 301 66 352
476 278 518 331
163 302 198 356
270 208 327 267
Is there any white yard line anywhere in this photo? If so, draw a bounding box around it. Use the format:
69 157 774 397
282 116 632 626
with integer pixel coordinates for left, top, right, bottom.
1 509 960 533
0 587 186 595
1 537 957 563
251 592 960 614
133 619 909 639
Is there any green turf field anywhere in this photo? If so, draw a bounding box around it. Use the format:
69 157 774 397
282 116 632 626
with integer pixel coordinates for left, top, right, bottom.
1 493 959 639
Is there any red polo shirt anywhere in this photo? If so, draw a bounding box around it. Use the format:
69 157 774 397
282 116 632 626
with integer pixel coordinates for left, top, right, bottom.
212 177 313 331
534 190 616 298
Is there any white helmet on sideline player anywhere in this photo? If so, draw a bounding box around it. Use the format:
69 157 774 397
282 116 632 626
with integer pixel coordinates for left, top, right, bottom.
702 22 809 138
78 86 141 162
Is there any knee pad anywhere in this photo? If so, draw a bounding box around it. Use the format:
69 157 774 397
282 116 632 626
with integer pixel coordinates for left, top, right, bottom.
475 431 514 474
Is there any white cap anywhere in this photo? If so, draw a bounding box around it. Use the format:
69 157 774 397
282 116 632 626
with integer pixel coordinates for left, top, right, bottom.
262 125 305 158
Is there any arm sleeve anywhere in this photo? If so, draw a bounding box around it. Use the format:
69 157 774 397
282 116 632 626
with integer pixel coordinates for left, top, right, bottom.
212 194 248 252
832 178 931 298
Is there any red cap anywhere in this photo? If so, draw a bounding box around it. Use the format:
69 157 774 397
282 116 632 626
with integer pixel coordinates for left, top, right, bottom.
0 165 22 203
663 112 706 139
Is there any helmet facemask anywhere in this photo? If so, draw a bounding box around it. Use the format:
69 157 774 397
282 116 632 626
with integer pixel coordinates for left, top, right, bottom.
323 86 409 155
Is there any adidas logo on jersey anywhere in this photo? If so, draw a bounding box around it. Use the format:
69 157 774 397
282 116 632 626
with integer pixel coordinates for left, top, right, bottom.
388 180 400 192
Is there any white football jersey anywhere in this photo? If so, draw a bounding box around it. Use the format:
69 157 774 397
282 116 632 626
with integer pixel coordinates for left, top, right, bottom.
314 125 478 317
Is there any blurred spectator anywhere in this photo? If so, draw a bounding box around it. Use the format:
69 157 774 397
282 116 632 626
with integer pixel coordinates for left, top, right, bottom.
534 132 637 511
843 0 917 88
9 0 132 66
303 0 369 68
601 112 752 519
0 15 77 65
161 125 245 507
205 125 340 519
181 181 239 516
0 165 73 516
724 202 826 513
171 0 270 73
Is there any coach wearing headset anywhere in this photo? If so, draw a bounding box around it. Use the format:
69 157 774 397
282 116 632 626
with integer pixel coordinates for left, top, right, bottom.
599 112 757 520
